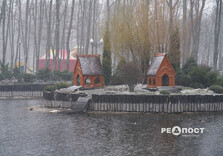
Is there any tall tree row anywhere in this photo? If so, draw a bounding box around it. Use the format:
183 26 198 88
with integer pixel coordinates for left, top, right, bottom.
0 0 223 76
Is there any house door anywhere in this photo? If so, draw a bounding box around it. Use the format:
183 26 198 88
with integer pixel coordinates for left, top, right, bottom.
162 74 169 86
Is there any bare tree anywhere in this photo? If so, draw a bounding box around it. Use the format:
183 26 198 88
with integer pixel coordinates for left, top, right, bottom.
36 0 44 72
2 0 8 65
61 0 68 71
85 0 92 55
66 0 75 71
213 0 222 70
181 0 187 67
54 0 60 72
9 0 15 70
189 0 206 62
45 0 53 69
80 0 86 54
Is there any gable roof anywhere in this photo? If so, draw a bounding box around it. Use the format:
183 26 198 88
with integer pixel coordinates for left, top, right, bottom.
77 55 103 76
147 53 166 76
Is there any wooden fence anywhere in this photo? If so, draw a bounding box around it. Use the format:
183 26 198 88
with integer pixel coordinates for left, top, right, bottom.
0 84 48 98
89 94 223 113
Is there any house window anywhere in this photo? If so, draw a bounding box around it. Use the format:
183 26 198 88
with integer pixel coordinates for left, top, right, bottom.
85 78 91 84
94 77 100 84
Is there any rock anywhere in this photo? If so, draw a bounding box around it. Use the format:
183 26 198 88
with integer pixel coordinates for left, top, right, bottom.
49 110 59 113
105 91 116 95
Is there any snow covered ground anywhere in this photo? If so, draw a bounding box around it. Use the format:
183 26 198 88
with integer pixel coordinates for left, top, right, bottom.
69 84 217 96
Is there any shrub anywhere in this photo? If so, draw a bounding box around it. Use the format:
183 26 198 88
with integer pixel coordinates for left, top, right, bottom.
102 28 112 85
12 67 21 79
23 73 36 83
60 71 72 80
54 82 71 90
190 82 204 89
169 27 181 70
183 57 197 74
188 66 211 87
215 77 223 87
0 74 4 80
110 57 126 85
160 90 170 95
0 62 12 80
36 68 52 81
175 69 191 86
209 85 223 94
45 85 56 92
51 74 62 81
62 72 72 81
0 70 12 80
207 71 218 87
110 73 122 85
120 62 142 92
45 82 71 92
52 70 73 81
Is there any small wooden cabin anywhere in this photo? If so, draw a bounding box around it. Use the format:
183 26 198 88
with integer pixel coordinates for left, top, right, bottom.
147 53 176 88
73 55 104 88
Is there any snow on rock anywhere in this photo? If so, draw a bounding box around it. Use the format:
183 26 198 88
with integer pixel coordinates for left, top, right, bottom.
180 88 214 95
49 110 59 113
72 85 216 96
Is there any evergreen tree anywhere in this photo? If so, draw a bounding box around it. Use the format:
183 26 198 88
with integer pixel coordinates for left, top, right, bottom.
169 27 181 70
102 26 112 85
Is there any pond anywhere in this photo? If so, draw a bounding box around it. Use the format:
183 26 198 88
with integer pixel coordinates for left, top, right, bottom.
0 99 223 156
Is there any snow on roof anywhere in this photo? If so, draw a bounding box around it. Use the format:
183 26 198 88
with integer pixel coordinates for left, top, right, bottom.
147 53 166 76
78 55 103 76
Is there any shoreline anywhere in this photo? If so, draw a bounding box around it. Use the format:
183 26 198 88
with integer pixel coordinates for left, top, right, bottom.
29 105 223 115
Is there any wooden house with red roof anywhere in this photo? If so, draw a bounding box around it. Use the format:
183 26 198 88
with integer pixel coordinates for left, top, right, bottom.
73 55 104 88
147 53 176 88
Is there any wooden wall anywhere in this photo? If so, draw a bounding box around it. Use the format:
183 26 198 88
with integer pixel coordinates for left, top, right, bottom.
89 94 223 113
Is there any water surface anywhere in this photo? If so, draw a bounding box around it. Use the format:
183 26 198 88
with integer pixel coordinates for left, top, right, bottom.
0 99 223 156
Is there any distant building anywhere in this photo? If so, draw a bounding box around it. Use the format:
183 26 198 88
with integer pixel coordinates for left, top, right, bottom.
13 62 24 73
73 55 104 88
147 53 176 88
38 49 76 72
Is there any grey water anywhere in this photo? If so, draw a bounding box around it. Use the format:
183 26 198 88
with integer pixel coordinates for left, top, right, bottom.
0 99 223 156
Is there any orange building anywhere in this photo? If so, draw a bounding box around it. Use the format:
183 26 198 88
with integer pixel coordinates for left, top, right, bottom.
73 55 104 88
147 53 176 88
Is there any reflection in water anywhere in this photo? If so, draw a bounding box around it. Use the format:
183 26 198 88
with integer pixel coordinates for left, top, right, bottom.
0 99 223 156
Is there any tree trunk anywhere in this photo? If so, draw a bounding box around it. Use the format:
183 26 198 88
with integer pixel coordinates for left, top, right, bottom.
66 0 75 71
128 84 135 92
2 0 6 64
23 0 30 73
9 0 15 70
46 0 53 69
85 0 92 55
61 0 68 71
213 0 222 70
35 0 44 72
80 0 86 54
181 0 187 67
54 0 60 72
